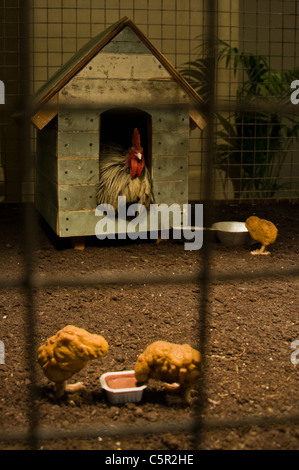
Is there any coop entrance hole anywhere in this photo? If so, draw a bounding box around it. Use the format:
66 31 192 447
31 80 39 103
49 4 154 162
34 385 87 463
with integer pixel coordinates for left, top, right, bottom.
99 108 152 171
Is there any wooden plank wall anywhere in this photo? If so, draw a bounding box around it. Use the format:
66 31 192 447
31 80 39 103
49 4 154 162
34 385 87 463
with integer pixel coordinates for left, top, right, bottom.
150 107 189 206
57 111 99 236
35 122 59 233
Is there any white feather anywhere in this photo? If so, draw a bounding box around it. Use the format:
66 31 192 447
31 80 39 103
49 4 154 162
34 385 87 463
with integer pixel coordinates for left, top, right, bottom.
97 142 155 211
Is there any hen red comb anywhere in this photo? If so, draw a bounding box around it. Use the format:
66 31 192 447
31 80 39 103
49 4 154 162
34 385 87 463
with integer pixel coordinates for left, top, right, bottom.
132 128 142 150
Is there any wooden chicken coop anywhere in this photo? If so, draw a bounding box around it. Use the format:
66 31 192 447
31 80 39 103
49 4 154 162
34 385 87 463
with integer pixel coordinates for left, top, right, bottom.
31 17 206 245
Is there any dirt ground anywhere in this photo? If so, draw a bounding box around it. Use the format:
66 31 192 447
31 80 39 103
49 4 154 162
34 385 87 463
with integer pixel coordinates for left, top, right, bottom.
0 200 298 450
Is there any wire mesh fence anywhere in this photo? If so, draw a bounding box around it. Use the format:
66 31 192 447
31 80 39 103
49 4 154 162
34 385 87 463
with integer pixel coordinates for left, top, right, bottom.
0 0 299 451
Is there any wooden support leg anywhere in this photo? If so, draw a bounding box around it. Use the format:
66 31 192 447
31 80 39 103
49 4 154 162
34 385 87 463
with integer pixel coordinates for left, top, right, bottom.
71 236 85 251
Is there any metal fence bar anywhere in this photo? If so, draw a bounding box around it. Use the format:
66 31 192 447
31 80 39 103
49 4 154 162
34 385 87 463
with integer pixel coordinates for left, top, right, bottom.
2 411 299 443
19 0 40 451
1 265 299 290
194 0 217 449
1 0 299 450
4 97 299 125
10 97 299 115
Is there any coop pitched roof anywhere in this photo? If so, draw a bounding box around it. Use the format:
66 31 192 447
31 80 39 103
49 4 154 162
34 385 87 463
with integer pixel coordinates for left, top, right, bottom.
31 17 206 131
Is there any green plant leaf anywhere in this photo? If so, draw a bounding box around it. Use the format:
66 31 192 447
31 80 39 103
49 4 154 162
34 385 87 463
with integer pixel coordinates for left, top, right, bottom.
179 37 299 198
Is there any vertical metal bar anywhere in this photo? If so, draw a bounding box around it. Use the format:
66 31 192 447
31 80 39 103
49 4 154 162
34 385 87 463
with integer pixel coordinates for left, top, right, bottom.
19 0 39 450
194 0 217 450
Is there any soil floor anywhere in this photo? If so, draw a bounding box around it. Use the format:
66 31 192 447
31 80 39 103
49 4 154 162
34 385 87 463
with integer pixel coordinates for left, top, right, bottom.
0 201 298 450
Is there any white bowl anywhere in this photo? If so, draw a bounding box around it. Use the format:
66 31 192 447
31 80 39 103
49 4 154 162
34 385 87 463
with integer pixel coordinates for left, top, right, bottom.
211 221 253 246
100 370 147 404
